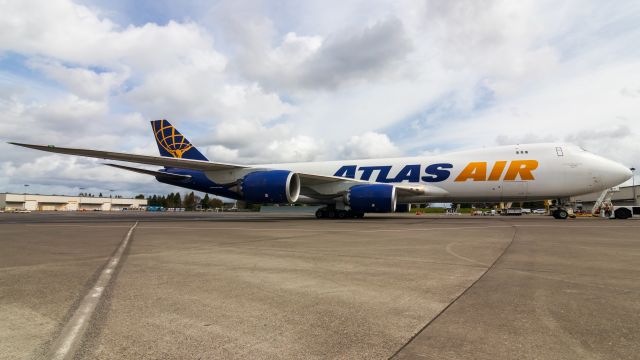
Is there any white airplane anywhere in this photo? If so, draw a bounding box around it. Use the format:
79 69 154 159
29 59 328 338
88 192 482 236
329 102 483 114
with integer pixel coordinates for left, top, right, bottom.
10 119 632 219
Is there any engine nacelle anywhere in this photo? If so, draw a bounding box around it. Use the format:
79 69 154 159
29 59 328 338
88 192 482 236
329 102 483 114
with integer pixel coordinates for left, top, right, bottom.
347 184 397 213
242 170 301 203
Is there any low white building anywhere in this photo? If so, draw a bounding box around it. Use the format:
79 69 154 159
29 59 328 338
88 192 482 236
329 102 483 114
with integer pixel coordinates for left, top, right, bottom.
570 185 639 212
0 193 147 211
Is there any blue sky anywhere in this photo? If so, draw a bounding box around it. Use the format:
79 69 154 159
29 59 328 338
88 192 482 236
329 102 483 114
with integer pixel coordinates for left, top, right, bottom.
1 0 639 197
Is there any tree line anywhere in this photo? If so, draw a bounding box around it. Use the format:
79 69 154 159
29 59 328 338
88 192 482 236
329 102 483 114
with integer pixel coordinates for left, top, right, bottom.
144 192 225 210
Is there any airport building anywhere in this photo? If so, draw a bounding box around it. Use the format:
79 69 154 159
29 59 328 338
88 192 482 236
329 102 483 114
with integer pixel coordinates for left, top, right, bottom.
0 193 147 211
570 184 639 212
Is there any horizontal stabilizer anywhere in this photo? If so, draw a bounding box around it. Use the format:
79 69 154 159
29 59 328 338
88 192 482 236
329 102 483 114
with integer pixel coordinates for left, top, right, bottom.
105 163 191 181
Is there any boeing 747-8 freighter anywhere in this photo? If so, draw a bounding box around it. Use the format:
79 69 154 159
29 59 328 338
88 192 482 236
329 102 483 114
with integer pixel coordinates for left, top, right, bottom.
10 120 632 219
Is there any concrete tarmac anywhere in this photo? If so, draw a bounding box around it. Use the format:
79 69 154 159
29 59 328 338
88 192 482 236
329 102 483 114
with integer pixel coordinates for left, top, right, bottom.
0 212 638 359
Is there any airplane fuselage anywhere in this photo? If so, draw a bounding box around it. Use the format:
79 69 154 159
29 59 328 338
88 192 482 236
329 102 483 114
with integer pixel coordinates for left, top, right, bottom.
161 143 630 204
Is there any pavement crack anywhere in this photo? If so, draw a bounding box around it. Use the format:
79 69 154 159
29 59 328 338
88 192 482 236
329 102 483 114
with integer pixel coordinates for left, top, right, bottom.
389 224 519 359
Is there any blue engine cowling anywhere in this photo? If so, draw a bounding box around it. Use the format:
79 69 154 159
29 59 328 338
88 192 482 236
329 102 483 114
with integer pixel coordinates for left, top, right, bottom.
347 184 397 213
242 170 301 203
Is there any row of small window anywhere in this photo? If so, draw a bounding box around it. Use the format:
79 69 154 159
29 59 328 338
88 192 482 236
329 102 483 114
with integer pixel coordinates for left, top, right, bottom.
515 150 529 154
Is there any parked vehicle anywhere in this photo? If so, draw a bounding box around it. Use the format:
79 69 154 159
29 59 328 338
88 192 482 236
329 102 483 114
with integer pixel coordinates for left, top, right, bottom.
501 208 523 216
532 209 546 214
610 205 640 219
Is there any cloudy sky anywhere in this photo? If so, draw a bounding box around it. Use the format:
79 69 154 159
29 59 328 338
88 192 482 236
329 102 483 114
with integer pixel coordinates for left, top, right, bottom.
1 0 639 197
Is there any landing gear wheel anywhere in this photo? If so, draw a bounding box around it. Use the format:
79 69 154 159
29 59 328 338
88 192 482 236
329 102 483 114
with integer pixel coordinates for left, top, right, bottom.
337 210 348 219
553 209 568 220
353 211 365 219
315 208 325 219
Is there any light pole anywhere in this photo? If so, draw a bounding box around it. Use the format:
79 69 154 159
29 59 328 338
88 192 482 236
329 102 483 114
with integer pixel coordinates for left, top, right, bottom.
78 187 86 211
23 184 29 210
631 168 637 205
109 189 115 211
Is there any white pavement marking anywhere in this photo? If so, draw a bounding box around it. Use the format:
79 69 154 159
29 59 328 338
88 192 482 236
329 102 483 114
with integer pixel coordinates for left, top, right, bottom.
135 224 640 233
46 222 138 360
135 225 517 233
445 242 490 266
25 224 134 228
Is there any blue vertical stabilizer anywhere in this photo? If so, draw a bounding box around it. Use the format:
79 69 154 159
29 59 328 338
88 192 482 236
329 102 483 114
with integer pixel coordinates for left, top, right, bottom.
150 119 208 161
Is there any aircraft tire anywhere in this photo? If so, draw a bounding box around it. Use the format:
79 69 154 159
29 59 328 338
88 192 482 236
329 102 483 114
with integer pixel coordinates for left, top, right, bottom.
614 208 631 219
553 209 569 220
337 210 348 219
315 208 325 219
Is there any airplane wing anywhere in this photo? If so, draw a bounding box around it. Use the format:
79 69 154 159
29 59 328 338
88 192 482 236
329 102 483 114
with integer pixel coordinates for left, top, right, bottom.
104 163 192 181
295 173 447 196
9 142 245 171
10 142 448 198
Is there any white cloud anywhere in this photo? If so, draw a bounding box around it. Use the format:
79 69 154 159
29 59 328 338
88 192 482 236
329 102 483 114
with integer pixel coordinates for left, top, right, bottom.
1 0 640 195
234 17 412 91
206 145 239 163
264 135 323 163
434 61 640 163
340 132 401 159
28 59 129 100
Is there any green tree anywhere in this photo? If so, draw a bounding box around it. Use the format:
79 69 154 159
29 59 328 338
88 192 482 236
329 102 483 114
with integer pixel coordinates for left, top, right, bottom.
183 192 197 210
174 193 182 208
201 194 210 209
208 197 223 209
135 194 145 199
168 193 177 208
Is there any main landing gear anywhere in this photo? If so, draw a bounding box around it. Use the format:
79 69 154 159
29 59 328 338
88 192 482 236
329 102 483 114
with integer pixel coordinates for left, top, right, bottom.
315 206 365 219
551 208 569 219
550 199 570 220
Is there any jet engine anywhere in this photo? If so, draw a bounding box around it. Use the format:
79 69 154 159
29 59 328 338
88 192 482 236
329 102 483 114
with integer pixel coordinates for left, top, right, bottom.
347 184 397 213
242 170 301 203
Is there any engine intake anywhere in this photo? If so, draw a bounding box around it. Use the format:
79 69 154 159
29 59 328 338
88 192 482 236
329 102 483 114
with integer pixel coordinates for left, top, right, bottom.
347 184 397 213
242 170 300 203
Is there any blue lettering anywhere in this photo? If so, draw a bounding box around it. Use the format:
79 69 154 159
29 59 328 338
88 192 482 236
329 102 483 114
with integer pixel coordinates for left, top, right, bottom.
359 166 392 182
393 165 420 182
334 165 357 178
421 163 453 182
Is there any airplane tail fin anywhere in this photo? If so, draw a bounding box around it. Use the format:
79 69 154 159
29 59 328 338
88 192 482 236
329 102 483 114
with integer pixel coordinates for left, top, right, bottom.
150 119 209 161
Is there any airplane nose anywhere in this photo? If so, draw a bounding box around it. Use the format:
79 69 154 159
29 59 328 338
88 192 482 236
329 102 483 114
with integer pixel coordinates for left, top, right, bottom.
604 160 633 186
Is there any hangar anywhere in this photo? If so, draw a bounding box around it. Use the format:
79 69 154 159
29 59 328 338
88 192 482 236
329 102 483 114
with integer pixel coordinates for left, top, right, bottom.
0 193 147 211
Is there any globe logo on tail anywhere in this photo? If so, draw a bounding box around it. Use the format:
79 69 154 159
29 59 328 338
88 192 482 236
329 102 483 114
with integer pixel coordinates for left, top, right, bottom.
152 120 193 159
